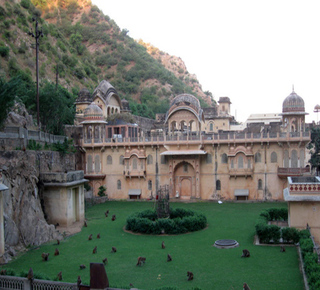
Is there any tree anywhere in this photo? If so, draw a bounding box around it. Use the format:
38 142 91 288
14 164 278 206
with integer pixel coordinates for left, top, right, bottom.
308 127 320 175
23 81 76 135
0 76 30 129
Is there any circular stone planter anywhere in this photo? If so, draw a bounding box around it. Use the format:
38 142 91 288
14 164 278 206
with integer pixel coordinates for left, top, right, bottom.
214 239 239 249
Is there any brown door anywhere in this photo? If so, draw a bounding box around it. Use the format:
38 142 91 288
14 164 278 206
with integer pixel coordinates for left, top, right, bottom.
181 178 191 197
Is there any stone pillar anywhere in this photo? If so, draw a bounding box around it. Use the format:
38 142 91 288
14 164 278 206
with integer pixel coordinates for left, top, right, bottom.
0 183 8 256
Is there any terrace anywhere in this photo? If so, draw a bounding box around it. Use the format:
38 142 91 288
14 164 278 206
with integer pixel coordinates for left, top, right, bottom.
81 130 310 147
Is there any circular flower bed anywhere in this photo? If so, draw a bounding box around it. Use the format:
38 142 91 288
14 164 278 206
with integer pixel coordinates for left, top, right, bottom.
125 208 207 235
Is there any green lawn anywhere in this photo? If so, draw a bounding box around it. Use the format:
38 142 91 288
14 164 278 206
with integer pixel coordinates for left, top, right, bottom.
2 201 304 290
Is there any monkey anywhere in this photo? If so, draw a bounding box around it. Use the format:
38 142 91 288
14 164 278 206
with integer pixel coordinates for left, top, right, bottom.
103 257 108 265
106 210 109 214
57 271 62 281
111 214 116 221
54 248 60 256
105 211 108 217
136 256 146 266
27 268 33 281
77 276 82 287
84 220 87 227
93 246 97 254
241 249 250 258
97 233 100 239
167 254 172 262
187 271 194 281
88 234 92 240
54 223 59 228
56 239 60 245
111 246 117 253
0 269 7 275
79 264 86 270
280 246 286 252
129 283 134 288
243 282 251 290
162 241 165 249
41 252 50 261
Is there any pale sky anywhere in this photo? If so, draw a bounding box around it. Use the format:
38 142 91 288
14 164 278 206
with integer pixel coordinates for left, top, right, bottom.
92 0 320 123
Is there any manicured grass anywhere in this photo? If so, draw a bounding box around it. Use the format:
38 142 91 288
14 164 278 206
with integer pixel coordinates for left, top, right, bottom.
2 201 304 290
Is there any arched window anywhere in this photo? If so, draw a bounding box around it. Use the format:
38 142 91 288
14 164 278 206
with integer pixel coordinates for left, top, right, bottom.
284 150 289 167
255 152 261 163
148 180 152 190
271 152 277 163
132 157 138 170
87 155 93 173
107 155 112 165
238 155 244 169
147 154 153 165
117 180 121 190
206 153 212 164
209 122 214 131
300 149 305 167
247 158 251 168
94 155 100 173
216 180 221 190
258 179 263 190
291 150 298 167
221 153 228 164
119 155 124 165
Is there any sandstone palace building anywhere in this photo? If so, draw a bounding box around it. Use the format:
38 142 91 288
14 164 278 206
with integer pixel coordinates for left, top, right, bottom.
74 80 311 201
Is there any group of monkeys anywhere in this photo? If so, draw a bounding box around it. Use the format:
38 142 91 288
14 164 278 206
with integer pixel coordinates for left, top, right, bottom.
136 240 192 281
18 208 287 288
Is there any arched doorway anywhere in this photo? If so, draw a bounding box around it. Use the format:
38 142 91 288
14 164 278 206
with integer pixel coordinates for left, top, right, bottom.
173 161 195 199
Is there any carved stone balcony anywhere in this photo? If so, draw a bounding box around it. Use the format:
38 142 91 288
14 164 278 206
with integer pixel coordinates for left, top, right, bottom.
124 170 146 179
229 168 253 178
277 167 310 178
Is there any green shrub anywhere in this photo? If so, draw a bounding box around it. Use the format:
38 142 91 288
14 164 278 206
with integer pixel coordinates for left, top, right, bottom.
281 227 300 243
299 229 311 240
300 238 314 257
20 0 31 9
27 140 42 150
97 185 106 197
84 182 91 191
0 46 9 57
126 208 207 235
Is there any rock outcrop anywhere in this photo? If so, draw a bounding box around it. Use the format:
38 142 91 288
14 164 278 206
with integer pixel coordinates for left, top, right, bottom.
0 150 76 262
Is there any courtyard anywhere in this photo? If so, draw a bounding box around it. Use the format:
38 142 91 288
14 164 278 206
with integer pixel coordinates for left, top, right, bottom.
1 201 304 289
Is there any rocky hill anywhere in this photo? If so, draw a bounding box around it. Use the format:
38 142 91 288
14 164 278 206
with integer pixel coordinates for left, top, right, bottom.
0 0 214 120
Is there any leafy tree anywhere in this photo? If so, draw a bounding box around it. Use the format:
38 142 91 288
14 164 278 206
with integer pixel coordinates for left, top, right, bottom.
308 127 320 174
22 81 76 135
0 76 23 128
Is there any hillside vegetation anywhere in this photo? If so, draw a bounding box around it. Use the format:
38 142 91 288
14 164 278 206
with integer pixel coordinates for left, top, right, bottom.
0 0 214 121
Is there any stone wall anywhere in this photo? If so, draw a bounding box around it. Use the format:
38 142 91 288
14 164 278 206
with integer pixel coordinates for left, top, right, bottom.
0 150 77 262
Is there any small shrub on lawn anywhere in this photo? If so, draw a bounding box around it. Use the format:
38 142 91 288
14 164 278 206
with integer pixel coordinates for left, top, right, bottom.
281 227 300 244
300 238 314 257
126 208 207 234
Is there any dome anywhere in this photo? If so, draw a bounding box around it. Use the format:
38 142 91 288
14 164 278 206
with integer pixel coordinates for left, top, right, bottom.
282 90 305 113
76 88 92 103
170 94 201 112
83 102 104 120
165 93 204 123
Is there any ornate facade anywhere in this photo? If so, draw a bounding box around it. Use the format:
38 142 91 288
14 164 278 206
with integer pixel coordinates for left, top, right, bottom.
75 81 311 201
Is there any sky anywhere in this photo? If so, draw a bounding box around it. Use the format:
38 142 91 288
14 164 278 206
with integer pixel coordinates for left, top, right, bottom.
92 0 320 123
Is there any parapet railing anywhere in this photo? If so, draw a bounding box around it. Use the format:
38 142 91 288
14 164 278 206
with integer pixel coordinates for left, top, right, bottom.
0 127 66 144
82 130 310 146
0 275 78 290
